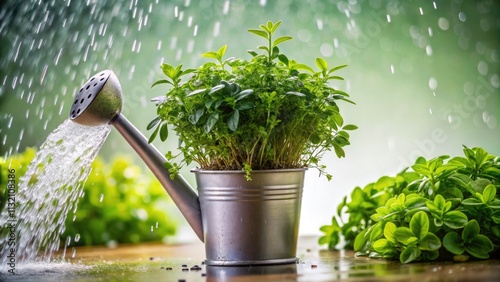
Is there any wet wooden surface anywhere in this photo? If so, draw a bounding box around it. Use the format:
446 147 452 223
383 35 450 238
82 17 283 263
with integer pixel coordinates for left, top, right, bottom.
3 236 499 281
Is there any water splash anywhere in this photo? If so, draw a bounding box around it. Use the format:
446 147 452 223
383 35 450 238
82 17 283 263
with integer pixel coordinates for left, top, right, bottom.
0 119 110 267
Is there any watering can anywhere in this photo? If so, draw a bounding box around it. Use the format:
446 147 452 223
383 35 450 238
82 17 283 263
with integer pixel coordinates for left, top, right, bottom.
69 70 305 265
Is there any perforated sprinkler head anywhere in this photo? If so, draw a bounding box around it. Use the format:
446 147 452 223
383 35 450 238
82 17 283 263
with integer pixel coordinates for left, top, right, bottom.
69 70 122 126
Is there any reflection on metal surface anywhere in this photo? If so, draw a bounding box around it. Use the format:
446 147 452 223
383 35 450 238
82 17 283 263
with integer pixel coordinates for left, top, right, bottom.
206 264 297 280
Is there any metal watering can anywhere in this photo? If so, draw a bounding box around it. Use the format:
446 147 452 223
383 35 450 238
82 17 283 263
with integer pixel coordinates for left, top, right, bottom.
69 70 305 265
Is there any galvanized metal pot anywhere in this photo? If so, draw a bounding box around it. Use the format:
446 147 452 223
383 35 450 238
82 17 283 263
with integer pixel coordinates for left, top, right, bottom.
192 168 306 266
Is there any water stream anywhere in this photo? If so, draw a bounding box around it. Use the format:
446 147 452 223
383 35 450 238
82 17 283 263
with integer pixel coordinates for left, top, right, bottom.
0 119 110 268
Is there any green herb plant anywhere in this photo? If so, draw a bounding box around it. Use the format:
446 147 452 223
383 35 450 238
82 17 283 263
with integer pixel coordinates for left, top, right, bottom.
0 149 177 246
319 146 500 263
149 21 356 179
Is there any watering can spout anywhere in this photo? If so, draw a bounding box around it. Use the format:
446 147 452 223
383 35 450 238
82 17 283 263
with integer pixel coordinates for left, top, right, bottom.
69 70 204 242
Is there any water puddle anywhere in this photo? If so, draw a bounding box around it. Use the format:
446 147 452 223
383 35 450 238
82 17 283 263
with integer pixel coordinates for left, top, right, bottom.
0 119 110 269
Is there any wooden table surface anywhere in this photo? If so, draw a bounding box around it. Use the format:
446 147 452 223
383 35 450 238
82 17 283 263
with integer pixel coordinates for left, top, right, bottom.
3 236 499 281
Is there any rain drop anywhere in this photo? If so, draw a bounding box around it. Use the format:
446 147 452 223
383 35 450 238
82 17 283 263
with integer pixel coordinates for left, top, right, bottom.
438 18 449 30
259 0 267 6
99 194 104 202
71 247 76 258
317 19 323 30
390 65 395 74
425 45 433 56
75 233 81 242
213 21 220 37
429 77 438 90
458 12 466 22
222 0 230 15
193 25 198 36
187 40 194 53
419 7 424 15
386 14 391 23
477 61 488 76
320 43 333 57
448 114 454 124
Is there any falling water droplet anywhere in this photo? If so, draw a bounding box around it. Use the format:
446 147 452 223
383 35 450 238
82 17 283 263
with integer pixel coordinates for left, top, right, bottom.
222 0 230 15
433 2 437 9
72 247 76 258
386 14 391 23
317 19 323 30
477 61 488 75
170 37 177 49
448 114 454 124
458 12 466 22
428 27 433 37
7 116 13 128
187 40 194 53
438 18 449 30
429 108 433 114
259 0 267 6
187 16 193 27
213 21 220 37
426 45 433 56
174 6 178 17
66 236 71 246
99 194 104 202
157 40 162 50
75 233 81 242
40 64 48 84
193 25 198 36
156 222 159 228
151 225 154 232
73 215 77 221
390 65 395 74
419 7 424 15
429 77 438 90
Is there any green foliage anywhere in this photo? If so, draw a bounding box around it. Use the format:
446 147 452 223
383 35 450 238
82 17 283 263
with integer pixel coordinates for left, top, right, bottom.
319 146 500 263
0 149 177 246
150 20 356 179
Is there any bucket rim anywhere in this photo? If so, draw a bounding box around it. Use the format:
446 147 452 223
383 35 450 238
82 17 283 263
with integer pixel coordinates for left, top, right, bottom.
190 167 308 174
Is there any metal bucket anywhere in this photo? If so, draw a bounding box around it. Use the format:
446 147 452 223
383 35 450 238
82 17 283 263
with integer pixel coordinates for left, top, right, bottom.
192 168 306 266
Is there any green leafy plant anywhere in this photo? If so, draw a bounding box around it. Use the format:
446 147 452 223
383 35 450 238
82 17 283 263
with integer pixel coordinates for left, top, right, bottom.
0 149 177 246
319 146 500 263
149 20 356 179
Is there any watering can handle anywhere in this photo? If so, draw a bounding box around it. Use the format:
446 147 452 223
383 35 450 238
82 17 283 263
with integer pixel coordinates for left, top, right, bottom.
112 114 204 242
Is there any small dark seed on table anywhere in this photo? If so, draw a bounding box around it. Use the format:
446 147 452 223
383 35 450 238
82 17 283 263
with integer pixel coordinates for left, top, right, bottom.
311 264 318 268
150 257 154 260
166 267 173 271
201 273 207 277
181 264 188 267
182 268 189 271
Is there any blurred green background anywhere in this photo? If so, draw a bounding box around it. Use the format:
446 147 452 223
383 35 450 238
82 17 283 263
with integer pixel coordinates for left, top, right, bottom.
0 0 499 240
